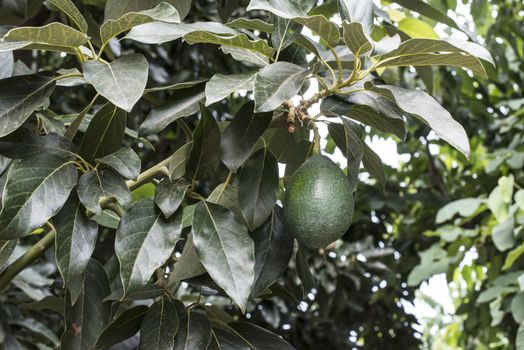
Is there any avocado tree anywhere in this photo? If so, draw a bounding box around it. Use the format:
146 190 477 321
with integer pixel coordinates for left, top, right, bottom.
0 0 494 348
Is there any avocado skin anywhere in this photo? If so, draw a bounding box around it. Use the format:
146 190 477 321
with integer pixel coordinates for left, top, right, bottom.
283 155 354 248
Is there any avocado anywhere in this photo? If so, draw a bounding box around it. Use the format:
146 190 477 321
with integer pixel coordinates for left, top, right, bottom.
283 155 354 248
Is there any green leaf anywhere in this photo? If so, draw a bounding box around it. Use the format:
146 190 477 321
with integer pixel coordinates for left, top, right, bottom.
116 199 183 296
174 308 212 350
0 128 76 160
295 15 340 47
184 31 275 58
512 292 524 324
95 146 141 180
377 38 494 78
0 74 55 138
0 240 16 271
100 2 180 44
83 54 148 112
250 206 293 298
220 101 272 172
154 177 191 218
492 217 515 252
337 0 374 34
253 62 307 112
125 22 237 44
94 305 149 349
362 143 386 190
10 318 60 347
77 169 131 215
186 105 221 181
503 244 524 271
246 0 316 18
169 141 193 181
226 18 274 33
328 121 363 191
518 321 524 349
207 184 246 225
192 201 255 312
488 186 509 222
205 72 257 106
78 103 127 162
168 233 206 283
54 194 98 304
0 156 77 240
220 46 270 67
238 148 279 230
271 17 301 54
48 0 88 33
139 83 205 136
229 322 295 349
398 17 439 39
436 198 484 224
104 0 186 20
61 259 112 350
342 21 373 55
211 328 250 349
0 52 13 79
368 84 470 158
139 297 179 350
3 22 89 47
296 244 315 296
407 244 452 286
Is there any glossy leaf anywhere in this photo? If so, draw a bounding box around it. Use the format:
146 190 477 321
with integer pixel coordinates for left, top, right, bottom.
328 122 363 191
362 143 386 190
169 142 193 181
210 328 250 350
205 72 257 106
95 147 141 180
168 233 206 283
238 148 279 230
139 297 179 350
77 169 131 215
83 54 148 112
184 31 275 58
342 21 373 55
220 46 270 67
250 206 294 297
48 0 88 33
229 322 295 349
295 15 340 47
246 0 316 18
0 128 76 160
139 83 205 136
54 194 98 303
104 0 188 20
0 156 77 240
174 308 212 350
154 177 191 218
116 199 183 296
192 201 255 311
78 103 127 162
337 0 374 34
207 184 246 225
220 101 272 172
186 105 221 181
226 18 274 33
94 305 149 349
0 74 55 138
271 17 301 54
253 62 307 112
3 22 89 47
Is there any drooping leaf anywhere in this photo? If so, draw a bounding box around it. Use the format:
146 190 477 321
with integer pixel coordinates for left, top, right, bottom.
54 194 98 303
94 305 149 349
342 21 373 56
226 18 274 33
295 15 340 47
398 17 439 39
100 2 180 44
168 233 206 283
174 308 212 350
238 148 279 230
337 0 374 34
192 201 255 312
95 147 141 180
83 54 149 112
0 74 55 138
207 184 246 225
0 52 13 79
435 198 484 224
60 259 112 350
184 31 275 58
492 218 515 252
0 239 17 271
503 244 524 271
362 143 386 190
220 46 270 67
250 206 293 297
3 22 89 48
220 101 272 172
368 84 470 158
253 62 307 112
139 297 179 350
154 177 191 218
169 141 193 181
246 0 316 18
205 72 257 106
0 128 76 160
139 83 205 136
328 122 363 191
104 0 188 20
116 199 183 296
186 105 221 181
48 0 88 33
77 169 131 215
296 244 316 297
125 22 236 44
229 322 295 349
78 103 127 162
210 328 250 350
271 17 301 54
0 156 77 240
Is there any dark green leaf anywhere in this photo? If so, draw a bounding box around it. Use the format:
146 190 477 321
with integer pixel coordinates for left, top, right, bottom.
192 201 255 311
3 22 89 47
337 0 374 34
154 177 191 218
342 21 373 55
186 105 221 181
250 206 293 297
94 305 149 349
0 239 16 271
77 169 131 215
272 17 301 54
116 199 183 296
174 308 212 350
168 233 206 284
78 103 127 162
296 244 315 297
207 184 246 225
220 101 272 172
0 156 77 239
0 74 55 138
95 147 141 180
328 122 363 191
295 15 340 47
362 143 386 190
0 128 75 160
238 148 279 230
139 297 179 350
229 322 295 349
210 328 250 350
205 73 256 106
55 194 98 303
185 31 275 58
169 141 193 181
48 0 88 33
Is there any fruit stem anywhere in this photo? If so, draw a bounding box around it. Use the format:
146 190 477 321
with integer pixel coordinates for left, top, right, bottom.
312 123 321 155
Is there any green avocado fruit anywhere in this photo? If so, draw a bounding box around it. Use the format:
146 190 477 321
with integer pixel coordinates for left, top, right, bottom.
283 155 354 248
